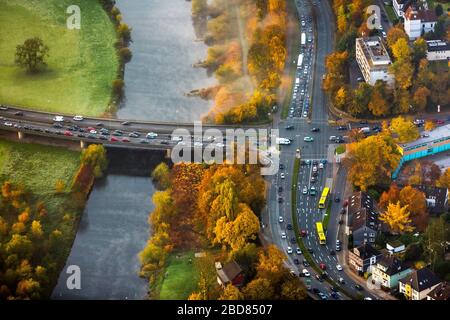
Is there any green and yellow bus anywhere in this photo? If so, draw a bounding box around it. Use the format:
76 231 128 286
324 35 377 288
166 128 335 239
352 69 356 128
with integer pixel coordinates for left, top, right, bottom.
316 222 326 245
318 187 330 209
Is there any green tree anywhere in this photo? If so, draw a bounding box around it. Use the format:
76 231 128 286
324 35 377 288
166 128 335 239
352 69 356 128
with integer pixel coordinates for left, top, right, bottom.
423 217 449 270
80 144 108 178
151 163 171 190
15 37 49 73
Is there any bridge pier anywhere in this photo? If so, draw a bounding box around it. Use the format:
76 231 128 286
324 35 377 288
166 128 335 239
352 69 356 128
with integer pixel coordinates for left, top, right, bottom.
17 131 24 140
80 140 86 150
165 148 171 159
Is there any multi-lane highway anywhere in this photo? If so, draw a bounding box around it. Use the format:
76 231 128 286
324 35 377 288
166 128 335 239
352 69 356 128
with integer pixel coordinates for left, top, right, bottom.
266 0 377 300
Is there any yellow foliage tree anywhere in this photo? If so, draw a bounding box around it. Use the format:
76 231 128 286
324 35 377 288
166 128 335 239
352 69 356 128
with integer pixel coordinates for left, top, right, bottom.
379 201 414 234
390 116 420 143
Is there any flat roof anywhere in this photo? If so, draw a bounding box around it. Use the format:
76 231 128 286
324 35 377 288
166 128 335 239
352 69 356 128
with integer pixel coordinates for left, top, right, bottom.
356 37 392 67
427 40 450 52
401 124 450 151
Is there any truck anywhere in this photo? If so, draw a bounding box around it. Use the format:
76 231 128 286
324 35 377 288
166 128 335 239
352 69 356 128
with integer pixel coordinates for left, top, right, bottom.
359 127 370 134
276 137 292 145
301 33 306 45
297 53 303 69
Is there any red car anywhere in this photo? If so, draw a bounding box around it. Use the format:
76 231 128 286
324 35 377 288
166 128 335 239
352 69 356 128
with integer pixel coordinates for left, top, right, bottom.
343 200 349 207
319 263 327 270
122 137 130 143
301 230 308 237
110 136 119 142
435 119 445 125
63 131 73 136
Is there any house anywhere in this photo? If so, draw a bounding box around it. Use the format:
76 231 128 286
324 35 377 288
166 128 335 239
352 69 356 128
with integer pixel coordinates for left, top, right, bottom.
348 244 383 276
426 40 450 61
393 0 411 17
427 281 450 300
372 255 413 289
404 5 437 40
349 191 381 246
399 268 441 300
355 37 394 86
413 184 448 215
216 261 245 287
386 240 406 255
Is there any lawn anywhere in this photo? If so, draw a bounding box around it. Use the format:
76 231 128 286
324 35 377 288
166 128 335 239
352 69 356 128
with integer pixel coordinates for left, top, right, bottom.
0 139 80 218
159 251 200 300
383 4 398 24
0 0 119 116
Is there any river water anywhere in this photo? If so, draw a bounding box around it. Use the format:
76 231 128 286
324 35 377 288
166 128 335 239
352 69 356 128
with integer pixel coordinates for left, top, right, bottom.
52 0 212 299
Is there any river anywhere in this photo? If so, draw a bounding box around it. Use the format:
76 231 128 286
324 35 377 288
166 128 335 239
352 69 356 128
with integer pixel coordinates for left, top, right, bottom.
52 0 212 299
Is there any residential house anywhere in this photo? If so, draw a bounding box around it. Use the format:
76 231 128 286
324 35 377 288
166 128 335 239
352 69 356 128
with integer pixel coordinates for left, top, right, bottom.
372 255 413 289
414 184 449 215
348 244 383 276
355 37 394 86
393 0 411 17
404 5 437 40
349 191 380 246
399 268 442 300
427 281 450 300
386 241 406 255
216 261 245 287
426 40 450 61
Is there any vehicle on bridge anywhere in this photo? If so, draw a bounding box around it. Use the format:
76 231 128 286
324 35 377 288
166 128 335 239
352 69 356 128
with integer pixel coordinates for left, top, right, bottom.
318 187 330 209
316 222 326 245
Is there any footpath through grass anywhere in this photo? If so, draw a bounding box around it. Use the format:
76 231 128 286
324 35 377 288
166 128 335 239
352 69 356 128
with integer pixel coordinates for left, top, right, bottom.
0 0 119 116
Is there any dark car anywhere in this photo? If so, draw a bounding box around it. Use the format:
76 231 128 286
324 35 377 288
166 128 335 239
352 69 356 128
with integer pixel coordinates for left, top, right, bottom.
330 250 336 256
340 208 346 215
354 284 364 291
287 224 293 230
99 135 107 141
312 288 320 294
308 247 313 254
359 120 368 125
160 140 169 145
278 186 283 193
53 123 63 129
337 126 347 131
278 197 283 203
293 258 300 265
311 127 320 132
139 139 149 144
279 164 285 170
285 125 294 130
121 121 131 126
331 287 339 293
290 237 296 244
14 111 24 116
334 197 340 202
96 122 104 127
302 260 310 267
315 274 324 282
331 292 340 300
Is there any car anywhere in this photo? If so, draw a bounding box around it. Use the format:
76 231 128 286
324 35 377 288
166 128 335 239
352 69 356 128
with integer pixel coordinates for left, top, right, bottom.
334 197 340 202
129 132 141 138
121 121 131 126
77 133 85 138
139 139 149 144
87 134 97 139
14 111 24 116
293 258 300 265
311 127 320 132
0 106 8 111
280 173 285 179
330 292 340 300
285 125 294 130
300 229 307 237
336 264 343 271
435 119 445 125
312 171 318 177
278 186 283 193
338 220 344 225
336 245 341 252
312 288 320 294
95 122 104 127
331 286 339 293
287 247 293 254
310 186 317 195
278 197 283 203
310 176 317 183
337 125 347 131
160 140 169 145
110 136 119 142
147 132 158 139
343 200 349 207
278 216 284 223
354 284 364 291
319 163 324 169
364 297 373 300
338 277 345 284
287 224 293 230
315 274 323 282
3 122 13 127
290 237 296 244
305 159 311 165
302 186 308 195
302 260 310 267
122 137 130 143
89 129 97 134
330 250 335 256
308 247 313 254
303 136 314 142
73 115 84 121
359 120 368 125
312 165 318 172
53 116 64 122
296 247 302 255
319 263 326 270
302 269 310 277
317 292 327 300
112 130 123 136
281 232 287 239
63 131 73 136
279 163 285 170
99 135 107 141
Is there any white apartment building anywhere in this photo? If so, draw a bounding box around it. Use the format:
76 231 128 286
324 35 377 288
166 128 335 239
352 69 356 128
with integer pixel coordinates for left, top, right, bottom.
426 40 450 61
355 37 394 86
404 5 437 40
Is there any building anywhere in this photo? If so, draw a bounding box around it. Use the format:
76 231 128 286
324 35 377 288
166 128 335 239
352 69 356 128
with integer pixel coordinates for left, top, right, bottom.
216 261 245 287
386 241 406 255
348 244 383 276
393 125 450 179
355 37 394 86
399 268 442 300
393 0 411 17
404 5 437 40
349 191 380 246
427 281 450 300
372 255 413 289
414 185 449 215
426 40 450 61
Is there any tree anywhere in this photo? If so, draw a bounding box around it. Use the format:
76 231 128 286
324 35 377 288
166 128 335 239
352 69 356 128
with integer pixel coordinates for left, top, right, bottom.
243 278 274 300
399 186 428 231
412 38 427 66
219 284 243 300
390 116 420 143
112 79 125 98
30 220 44 239
119 47 132 63
413 87 431 111
423 217 449 270
424 119 435 131
255 245 286 284
368 85 390 117
5 234 33 259
151 163 171 190
54 180 66 194
438 168 450 190
280 278 308 300
346 135 401 191
80 144 108 178
435 4 444 17
379 183 400 210
379 201 414 234
387 27 409 48
117 23 132 43
15 37 49 73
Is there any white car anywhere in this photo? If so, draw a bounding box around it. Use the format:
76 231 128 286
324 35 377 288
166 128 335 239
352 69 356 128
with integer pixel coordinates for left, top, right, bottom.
4 122 13 127
171 136 183 142
302 269 310 277
73 115 84 121
53 116 64 122
296 247 302 255
146 132 158 139
287 247 293 254
302 186 308 195
364 297 373 300
319 163 324 169
89 129 97 134
336 264 343 271
278 216 284 223
281 232 287 239
280 173 285 179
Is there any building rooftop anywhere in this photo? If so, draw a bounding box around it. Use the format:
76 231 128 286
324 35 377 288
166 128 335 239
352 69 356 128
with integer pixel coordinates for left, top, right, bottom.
349 191 380 231
217 261 243 284
405 5 437 22
399 268 441 292
413 184 448 215
427 281 450 300
426 40 450 52
401 124 450 151
353 244 382 259
356 37 392 67
378 255 411 276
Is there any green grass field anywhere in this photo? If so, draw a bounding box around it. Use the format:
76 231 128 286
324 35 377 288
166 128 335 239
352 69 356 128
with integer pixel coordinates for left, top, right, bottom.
159 252 200 300
0 0 119 116
0 139 80 217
